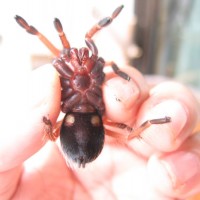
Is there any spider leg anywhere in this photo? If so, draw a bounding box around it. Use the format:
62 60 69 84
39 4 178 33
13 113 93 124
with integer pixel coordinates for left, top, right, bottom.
104 61 130 81
15 15 60 56
53 58 73 78
85 5 123 39
85 5 124 56
127 116 171 140
54 18 70 49
110 62 130 81
104 116 171 140
43 116 62 141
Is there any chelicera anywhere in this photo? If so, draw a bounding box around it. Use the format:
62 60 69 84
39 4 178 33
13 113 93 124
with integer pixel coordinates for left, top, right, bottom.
15 5 171 168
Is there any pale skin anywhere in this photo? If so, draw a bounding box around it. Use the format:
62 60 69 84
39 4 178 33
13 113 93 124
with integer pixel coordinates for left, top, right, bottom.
0 64 200 200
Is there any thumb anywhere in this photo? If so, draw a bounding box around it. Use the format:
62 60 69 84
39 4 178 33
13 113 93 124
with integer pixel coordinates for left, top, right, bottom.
0 64 61 171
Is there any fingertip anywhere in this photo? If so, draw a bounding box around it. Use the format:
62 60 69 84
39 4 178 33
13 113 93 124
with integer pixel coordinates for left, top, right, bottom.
148 152 200 199
103 66 149 123
134 81 199 154
137 100 189 151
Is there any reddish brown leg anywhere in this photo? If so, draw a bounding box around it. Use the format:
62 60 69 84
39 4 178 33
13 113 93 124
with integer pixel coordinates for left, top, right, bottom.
15 15 60 56
53 59 73 78
85 5 124 39
85 5 124 56
61 92 82 113
104 116 171 140
127 116 171 140
43 116 61 141
54 18 71 49
86 89 105 114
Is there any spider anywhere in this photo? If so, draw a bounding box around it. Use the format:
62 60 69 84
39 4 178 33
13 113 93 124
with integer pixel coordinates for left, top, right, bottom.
15 5 171 168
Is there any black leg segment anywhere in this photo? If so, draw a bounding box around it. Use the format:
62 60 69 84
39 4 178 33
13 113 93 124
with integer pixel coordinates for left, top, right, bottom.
111 63 130 81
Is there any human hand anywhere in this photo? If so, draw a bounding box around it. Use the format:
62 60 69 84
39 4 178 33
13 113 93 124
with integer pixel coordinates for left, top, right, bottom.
0 64 200 200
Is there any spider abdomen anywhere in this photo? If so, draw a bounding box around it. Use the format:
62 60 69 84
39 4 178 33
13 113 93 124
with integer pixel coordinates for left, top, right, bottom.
60 111 104 167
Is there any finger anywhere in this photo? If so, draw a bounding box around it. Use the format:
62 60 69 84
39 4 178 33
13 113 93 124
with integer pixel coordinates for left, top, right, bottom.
131 81 200 157
103 66 149 124
0 64 61 171
147 133 200 199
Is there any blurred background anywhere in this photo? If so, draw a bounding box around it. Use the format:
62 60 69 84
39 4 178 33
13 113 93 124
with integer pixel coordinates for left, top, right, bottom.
0 0 200 118
133 0 200 89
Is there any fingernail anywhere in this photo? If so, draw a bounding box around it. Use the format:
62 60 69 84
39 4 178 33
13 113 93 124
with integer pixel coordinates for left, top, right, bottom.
160 151 200 187
105 77 140 108
146 100 188 138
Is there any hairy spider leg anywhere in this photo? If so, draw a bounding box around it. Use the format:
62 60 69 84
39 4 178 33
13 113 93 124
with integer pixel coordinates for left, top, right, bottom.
15 15 60 56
